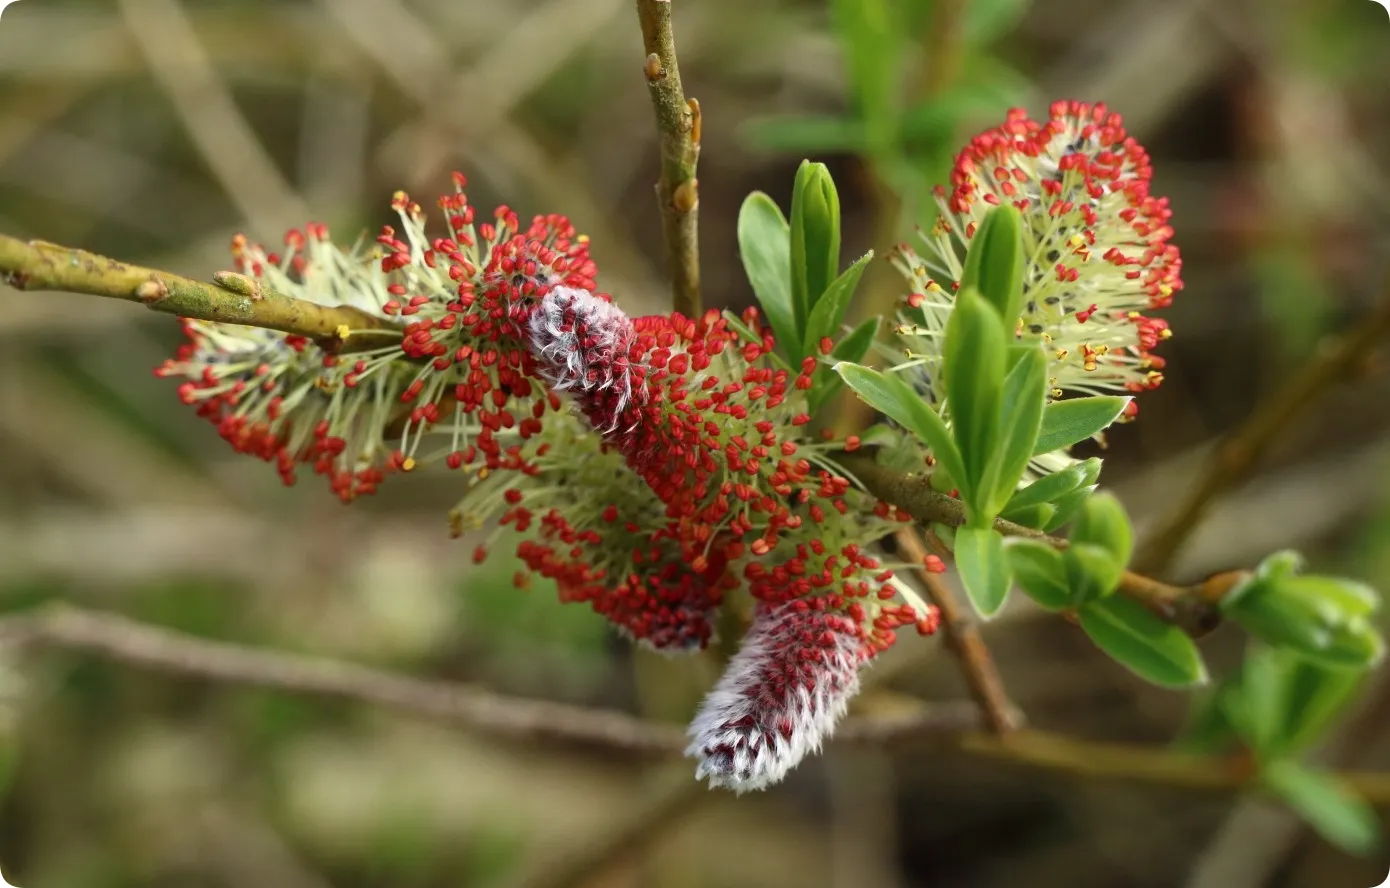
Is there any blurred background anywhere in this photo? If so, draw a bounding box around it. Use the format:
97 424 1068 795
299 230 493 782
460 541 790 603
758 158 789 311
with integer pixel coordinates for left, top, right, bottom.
2 0 1390 885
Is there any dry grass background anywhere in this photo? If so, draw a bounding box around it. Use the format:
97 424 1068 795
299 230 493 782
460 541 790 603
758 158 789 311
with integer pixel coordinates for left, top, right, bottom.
1 0 1390 886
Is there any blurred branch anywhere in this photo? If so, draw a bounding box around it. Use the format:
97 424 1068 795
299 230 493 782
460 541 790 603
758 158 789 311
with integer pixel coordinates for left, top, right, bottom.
635 0 701 316
1135 273 1390 573
118 0 310 234
0 234 400 350
895 527 1022 733
11 604 1390 807
0 604 689 754
840 452 1233 637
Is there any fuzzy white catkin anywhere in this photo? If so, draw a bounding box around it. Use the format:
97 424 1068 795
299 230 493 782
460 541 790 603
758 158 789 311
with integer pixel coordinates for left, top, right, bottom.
685 605 863 792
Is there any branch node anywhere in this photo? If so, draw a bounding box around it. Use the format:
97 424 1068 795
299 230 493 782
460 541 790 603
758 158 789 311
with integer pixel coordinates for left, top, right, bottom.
643 52 664 82
673 178 699 214
136 278 169 305
213 270 265 301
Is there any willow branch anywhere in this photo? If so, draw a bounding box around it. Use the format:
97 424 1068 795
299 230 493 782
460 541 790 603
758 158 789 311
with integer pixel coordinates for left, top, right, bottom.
0 604 977 754
0 234 401 352
635 0 701 317
895 528 1021 733
1135 273 1390 573
840 451 1231 637
11 605 1390 803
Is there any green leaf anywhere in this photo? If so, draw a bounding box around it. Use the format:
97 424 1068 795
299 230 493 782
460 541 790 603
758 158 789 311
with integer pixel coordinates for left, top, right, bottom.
1078 596 1208 688
833 316 880 364
943 288 1008 516
1226 644 1292 755
955 526 1011 617
979 344 1048 515
1261 761 1380 855
1178 691 1239 756
958 205 1026 327
808 315 882 415
1064 542 1124 604
828 0 900 157
1043 485 1096 532
1005 459 1096 512
1279 655 1364 754
1281 576 1380 619
1223 576 1386 669
1070 492 1133 565
789 161 841 332
833 363 968 489
998 502 1054 529
804 252 872 355
1033 396 1131 455
737 192 799 358
1005 538 1070 610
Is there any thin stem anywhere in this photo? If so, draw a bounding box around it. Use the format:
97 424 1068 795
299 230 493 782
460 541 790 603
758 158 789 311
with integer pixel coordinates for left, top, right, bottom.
895 527 1021 733
839 451 1230 637
1135 272 1390 573
0 234 401 352
10 604 1390 804
635 0 701 317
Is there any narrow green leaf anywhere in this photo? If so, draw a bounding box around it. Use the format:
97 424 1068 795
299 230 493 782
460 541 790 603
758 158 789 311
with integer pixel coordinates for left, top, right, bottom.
737 192 799 358
804 252 872 355
1043 485 1096 532
789 161 841 331
980 343 1048 515
958 205 1026 327
833 316 880 364
1064 542 1124 604
1078 596 1208 688
1279 655 1364 755
1178 691 1240 756
1005 538 1070 610
1070 492 1134 566
833 363 968 490
1005 459 1095 512
998 502 1054 529
1224 577 1386 669
1227 644 1292 756
943 288 1008 515
1281 576 1380 619
1033 396 1131 455
1261 761 1380 855
955 526 1011 617
807 315 881 415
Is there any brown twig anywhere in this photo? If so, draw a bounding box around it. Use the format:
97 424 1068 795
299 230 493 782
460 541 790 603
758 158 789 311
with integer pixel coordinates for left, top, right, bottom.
635 0 701 317
1134 274 1390 573
0 234 400 351
895 528 1022 733
10 604 1390 804
839 451 1230 637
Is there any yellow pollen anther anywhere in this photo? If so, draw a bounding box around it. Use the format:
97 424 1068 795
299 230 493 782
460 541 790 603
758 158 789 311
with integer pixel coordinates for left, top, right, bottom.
402 457 417 472
1159 284 1173 297
1069 234 1085 249
577 234 590 244
336 324 351 341
1055 349 1068 359
477 467 490 480
1159 328 1173 339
